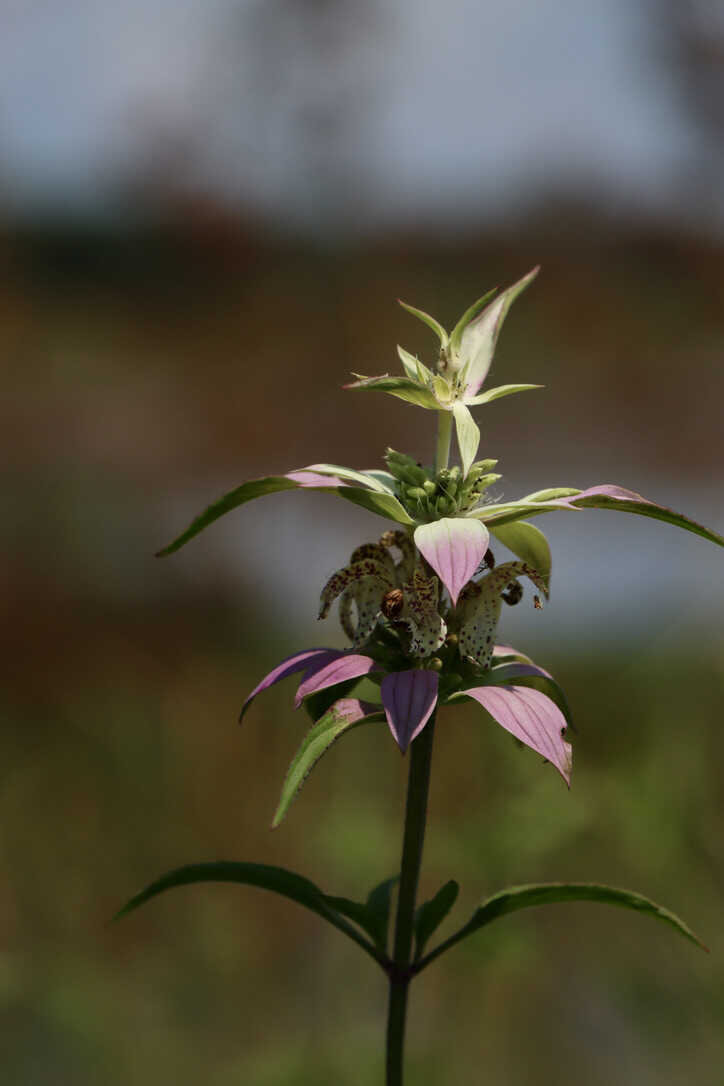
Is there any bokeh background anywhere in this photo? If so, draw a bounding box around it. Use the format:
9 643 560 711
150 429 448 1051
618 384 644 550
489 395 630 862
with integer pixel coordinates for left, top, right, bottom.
2 2 724 1083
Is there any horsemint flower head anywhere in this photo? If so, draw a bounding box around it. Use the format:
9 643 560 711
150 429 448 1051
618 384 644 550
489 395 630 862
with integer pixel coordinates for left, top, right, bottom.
155 268 724 819
238 527 572 790
121 272 717 1077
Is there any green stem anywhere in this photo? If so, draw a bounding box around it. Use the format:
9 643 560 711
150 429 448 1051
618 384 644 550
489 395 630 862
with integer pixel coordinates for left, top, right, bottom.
435 411 453 473
386 713 436 1086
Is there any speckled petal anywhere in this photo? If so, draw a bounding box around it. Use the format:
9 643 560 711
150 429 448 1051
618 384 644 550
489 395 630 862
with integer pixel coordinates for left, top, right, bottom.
457 580 502 668
381 670 439 753
318 560 394 620
456 562 548 668
414 517 489 605
401 569 446 657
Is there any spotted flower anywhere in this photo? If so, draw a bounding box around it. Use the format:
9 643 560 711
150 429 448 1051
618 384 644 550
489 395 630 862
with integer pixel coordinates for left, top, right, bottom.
239 529 572 785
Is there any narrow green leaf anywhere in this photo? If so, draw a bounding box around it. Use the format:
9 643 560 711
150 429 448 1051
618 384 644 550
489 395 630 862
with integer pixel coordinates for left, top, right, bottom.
398 300 448 346
449 288 498 354
365 876 399 953
156 468 410 556
465 383 543 406
570 489 724 548
474 486 724 547
338 486 415 526
156 476 300 556
346 374 439 410
324 875 399 953
323 894 382 944
414 880 459 959
272 705 384 828
490 520 551 593
416 882 706 972
114 861 387 966
452 402 480 478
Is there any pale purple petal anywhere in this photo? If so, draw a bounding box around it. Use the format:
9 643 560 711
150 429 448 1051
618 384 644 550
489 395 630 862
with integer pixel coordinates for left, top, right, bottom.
493 645 547 674
568 484 653 505
285 470 347 488
240 648 343 721
461 684 572 785
294 653 378 707
493 643 520 659
489 662 554 681
414 518 489 605
381 670 439 753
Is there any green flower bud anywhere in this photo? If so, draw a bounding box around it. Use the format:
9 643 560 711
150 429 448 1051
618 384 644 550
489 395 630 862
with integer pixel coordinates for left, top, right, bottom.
477 473 502 491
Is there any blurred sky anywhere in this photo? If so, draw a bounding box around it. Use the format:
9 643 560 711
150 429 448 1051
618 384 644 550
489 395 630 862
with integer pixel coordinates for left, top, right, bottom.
1 0 723 233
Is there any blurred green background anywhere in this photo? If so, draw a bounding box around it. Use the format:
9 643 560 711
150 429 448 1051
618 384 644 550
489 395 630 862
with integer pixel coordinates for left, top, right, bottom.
2 3 724 1084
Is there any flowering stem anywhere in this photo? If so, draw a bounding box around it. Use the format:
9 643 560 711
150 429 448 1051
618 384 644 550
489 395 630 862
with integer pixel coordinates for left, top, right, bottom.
385 712 436 1086
435 411 453 473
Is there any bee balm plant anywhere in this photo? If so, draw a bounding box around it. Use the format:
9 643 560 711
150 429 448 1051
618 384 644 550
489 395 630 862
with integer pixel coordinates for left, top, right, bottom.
118 269 722 1085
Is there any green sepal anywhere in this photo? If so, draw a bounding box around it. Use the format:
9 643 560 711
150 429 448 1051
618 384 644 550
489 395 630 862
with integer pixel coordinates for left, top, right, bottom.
414 879 459 959
465 383 543 406
449 288 498 354
114 861 388 968
415 882 706 973
490 520 551 593
338 486 415 526
452 402 481 478
346 374 439 410
272 705 385 828
361 470 398 493
398 300 448 346
397 346 434 385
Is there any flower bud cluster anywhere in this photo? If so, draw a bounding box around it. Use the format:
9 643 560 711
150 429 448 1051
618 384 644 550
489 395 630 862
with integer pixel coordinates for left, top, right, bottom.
385 448 501 521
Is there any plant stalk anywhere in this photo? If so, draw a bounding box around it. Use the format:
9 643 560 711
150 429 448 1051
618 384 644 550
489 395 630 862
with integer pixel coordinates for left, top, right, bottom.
385 713 436 1085
435 411 453 473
